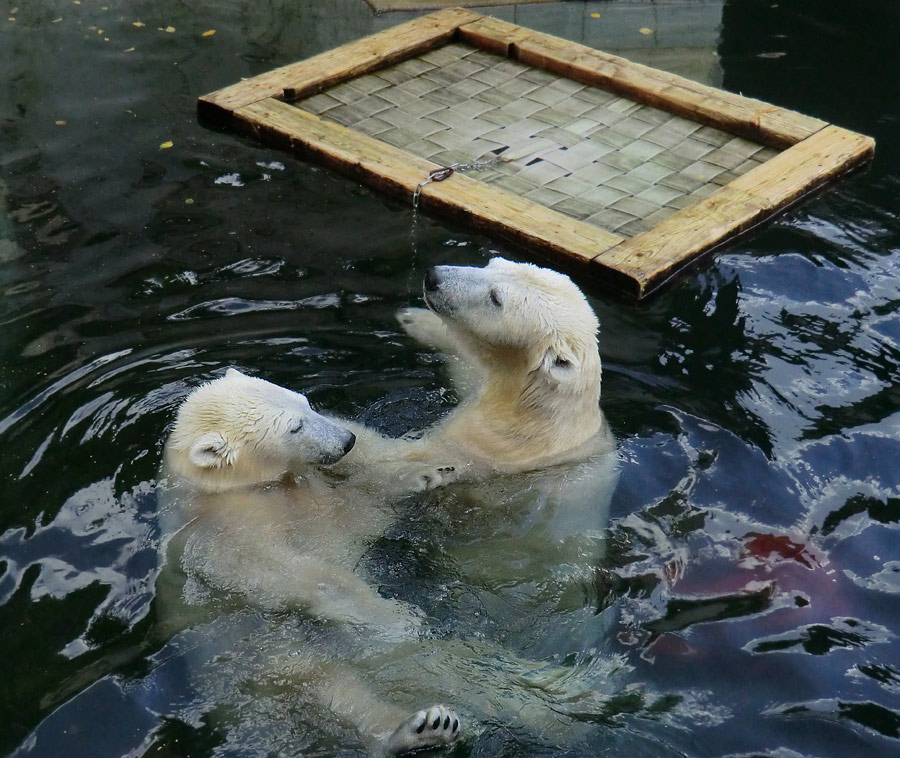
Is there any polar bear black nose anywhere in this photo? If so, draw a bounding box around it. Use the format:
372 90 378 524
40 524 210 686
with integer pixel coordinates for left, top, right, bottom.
424 267 441 293
343 432 357 454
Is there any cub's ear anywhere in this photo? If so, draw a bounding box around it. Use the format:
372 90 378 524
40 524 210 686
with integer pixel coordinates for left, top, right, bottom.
225 368 245 380
189 432 236 469
540 346 579 383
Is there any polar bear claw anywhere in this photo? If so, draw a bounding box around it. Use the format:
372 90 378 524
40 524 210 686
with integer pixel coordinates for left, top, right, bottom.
384 705 460 755
399 464 458 492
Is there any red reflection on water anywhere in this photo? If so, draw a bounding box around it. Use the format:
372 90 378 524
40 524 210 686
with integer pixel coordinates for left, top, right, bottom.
742 532 821 570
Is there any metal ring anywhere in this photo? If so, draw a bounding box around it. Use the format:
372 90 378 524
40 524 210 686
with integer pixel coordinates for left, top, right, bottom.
428 166 455 182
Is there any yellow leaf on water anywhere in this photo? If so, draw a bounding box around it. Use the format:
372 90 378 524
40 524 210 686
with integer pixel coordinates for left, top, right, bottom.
55 120 67 126
164 26 175 33
159 141 174 149
590 13 601 19
639 27 653 35
202 29 215 37
133 21 144 28
123 47 135 52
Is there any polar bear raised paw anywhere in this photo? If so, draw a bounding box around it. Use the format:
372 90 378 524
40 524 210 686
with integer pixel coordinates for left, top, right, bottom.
397 307 454 352
383 705 460 755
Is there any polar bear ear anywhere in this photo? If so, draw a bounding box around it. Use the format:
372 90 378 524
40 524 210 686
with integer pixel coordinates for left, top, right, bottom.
225 368 245 380
189 432 237 469
540 346 579 383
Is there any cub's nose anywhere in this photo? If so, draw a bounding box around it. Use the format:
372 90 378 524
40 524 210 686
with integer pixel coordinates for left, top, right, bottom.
343 432 357 455
424 267 442 293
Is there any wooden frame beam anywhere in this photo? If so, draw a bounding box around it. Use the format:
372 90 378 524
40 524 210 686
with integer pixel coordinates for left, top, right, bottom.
198 9 875 299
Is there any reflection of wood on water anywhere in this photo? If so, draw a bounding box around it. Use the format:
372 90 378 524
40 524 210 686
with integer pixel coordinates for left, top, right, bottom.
616 528 849 662
743 532 821 570
199 8 874 298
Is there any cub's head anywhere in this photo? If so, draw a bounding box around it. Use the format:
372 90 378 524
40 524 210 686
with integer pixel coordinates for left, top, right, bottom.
422 258 601 395
165 369 355 491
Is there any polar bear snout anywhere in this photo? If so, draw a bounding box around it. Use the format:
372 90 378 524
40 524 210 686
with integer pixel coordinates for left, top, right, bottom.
424 265 442 293
422 265 472 318
308 418 357 466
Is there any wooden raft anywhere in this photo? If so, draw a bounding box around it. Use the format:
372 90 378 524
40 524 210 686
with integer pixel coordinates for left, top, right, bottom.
199 8 875 298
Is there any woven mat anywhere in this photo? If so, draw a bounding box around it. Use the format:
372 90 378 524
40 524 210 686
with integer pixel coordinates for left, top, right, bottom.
295 43 779 237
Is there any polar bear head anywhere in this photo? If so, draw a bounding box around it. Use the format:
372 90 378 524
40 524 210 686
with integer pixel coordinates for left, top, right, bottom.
423 257 602 400
164 369 356 492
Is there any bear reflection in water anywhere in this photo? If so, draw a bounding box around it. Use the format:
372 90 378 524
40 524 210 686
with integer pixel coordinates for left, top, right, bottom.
155 258 620 754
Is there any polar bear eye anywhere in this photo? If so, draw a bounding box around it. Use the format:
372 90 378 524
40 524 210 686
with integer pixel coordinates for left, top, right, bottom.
554 356 572 368
289 419 304 434
489 288 503 308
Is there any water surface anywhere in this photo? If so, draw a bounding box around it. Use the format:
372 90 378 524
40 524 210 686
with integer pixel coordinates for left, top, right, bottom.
2 1 900 756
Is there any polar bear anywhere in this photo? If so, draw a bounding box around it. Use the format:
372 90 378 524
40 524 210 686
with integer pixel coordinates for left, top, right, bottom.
395 256 613 474
157 369 460 755
154 259 621 754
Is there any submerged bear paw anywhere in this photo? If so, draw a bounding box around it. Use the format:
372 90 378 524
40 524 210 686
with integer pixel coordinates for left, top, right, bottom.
411 465 457 492
384 705 460 755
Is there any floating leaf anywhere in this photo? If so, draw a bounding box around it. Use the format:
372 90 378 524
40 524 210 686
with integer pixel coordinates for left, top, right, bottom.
639 27 653 35
185 198 194 205
590 13 601 18
159 140 174 149
123 47 135 52
133 21 144 27
164 26 175 33
202 29 215 37
55 120 67 126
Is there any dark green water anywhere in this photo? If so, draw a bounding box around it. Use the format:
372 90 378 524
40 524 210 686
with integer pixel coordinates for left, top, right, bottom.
2 1 900 756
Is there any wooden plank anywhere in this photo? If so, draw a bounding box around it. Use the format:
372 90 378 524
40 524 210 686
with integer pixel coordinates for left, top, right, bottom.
234 98 624 263
199 8 482 123
459 15 827 149
593 126 875 297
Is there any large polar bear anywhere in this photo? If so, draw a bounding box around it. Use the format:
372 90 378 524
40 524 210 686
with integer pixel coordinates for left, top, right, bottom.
394 256 614 474
158 369 460 755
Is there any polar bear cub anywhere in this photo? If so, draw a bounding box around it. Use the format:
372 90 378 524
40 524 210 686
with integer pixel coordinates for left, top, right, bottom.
398 256 612 474
159 369 460 754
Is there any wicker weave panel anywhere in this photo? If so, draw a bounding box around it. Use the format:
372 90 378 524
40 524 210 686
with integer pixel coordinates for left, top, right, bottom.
295 43 779 236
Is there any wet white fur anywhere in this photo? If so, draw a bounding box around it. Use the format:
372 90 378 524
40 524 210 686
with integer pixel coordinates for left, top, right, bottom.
159 369 459 754
396 257 611 474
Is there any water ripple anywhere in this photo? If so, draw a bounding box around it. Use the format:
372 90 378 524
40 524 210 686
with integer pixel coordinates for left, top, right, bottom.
167 294 341 321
